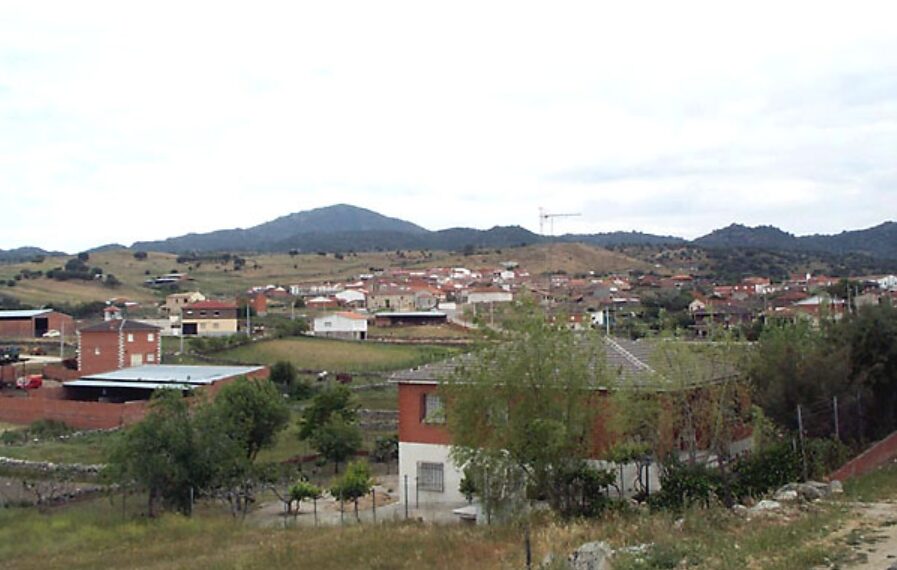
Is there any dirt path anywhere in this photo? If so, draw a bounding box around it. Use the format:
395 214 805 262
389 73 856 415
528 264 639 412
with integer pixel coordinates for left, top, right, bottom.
840 501 897 569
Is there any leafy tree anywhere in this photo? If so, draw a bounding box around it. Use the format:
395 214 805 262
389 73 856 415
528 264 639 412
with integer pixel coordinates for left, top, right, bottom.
212 377 290 461
287 480 322 514
269 361 297 392
311 415 362 474
133 251 148 260
64 258 88 273
77 251 90 262
842 303 897 440
746 321 851 438
443 299 613 517
329 460 373 519
371 434 399 474
299 385 358 441
107 390 244 516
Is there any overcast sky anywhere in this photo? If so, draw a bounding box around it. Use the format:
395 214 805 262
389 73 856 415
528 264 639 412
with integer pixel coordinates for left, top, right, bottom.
2 2 896 251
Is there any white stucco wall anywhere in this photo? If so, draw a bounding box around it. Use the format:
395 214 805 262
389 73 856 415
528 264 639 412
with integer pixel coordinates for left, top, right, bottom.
398 442 466 504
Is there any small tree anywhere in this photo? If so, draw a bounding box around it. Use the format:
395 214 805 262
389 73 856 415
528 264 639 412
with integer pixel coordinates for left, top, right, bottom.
299 385 358 441
312 416 362 474
288 480 322 514
443 299 613 518
371 434 399 474
212 377 290 461
133 251 148 260
330 460 373 519
269 361 297 394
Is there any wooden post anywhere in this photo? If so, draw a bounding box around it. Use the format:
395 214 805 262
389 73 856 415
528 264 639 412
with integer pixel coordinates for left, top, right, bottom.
833 396 840 441
797 405 808 481
403 475 409 520
372 488 377 523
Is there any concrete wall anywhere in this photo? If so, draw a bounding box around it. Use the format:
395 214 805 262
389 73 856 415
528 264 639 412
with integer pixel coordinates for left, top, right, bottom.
398 442 466 504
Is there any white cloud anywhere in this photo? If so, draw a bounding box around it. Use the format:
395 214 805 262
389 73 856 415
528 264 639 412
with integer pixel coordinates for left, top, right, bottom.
1 1 896 250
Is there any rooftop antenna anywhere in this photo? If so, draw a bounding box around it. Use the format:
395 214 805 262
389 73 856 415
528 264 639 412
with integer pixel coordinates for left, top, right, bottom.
539 207 581 236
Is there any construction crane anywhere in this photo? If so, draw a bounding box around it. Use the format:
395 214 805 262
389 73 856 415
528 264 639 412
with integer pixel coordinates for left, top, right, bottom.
539 207 581 236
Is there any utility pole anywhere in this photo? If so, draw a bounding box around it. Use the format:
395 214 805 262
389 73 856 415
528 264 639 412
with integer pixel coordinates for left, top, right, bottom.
59 321 65 359
246 303 251 337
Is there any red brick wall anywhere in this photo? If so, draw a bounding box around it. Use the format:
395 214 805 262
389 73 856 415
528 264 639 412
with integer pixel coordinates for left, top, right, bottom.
0 318 34 338
0 393 149 429
46 312 75 336
79 329 161 374
78 330 120 375
830 430 897 481
398 383 453 446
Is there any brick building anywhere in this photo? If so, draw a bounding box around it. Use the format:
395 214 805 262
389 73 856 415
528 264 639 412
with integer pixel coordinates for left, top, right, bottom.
0 309 74 339
390 338 751 509
181 300 239 336
77 320 162 375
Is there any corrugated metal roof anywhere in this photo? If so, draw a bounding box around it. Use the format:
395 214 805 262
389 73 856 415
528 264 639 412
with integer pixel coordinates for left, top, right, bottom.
65 380 196 391
72 364 264 386
0 309 52 319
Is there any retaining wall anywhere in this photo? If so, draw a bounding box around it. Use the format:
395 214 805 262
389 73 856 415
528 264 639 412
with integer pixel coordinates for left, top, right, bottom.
830 430 897 481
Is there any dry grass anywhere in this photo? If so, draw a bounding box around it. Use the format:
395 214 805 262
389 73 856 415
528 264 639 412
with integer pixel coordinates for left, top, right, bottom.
8 462 897 570
0 243 648 307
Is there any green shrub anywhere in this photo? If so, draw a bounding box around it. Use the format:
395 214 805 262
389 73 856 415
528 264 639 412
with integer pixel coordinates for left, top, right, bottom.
651 458 721 510
730 442 801 499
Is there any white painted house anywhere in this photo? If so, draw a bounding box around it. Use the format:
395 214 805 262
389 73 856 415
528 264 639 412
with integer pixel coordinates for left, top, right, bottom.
466 287 513 304
335 289 367 307
312 311 368 340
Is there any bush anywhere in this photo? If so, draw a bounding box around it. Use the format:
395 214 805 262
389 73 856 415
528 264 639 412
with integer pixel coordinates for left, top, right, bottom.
729 442 801 499
651 458 722 510
28 419 74 439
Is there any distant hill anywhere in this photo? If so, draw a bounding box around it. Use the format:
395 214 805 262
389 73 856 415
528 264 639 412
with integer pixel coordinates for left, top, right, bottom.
111 204 897 261
132 204 430 253
564 231 685 248
132 205 545 254
694 222 897 259
0 246 64 263
85 243 128 254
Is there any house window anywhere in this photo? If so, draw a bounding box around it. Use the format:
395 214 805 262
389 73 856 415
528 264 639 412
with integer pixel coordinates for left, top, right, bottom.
324 321 332 328
147 353 155 363
214 311 220 317
94 347 100 356
127 333 134 343
417 462 444 492
421 393 445 424
147 333 155 342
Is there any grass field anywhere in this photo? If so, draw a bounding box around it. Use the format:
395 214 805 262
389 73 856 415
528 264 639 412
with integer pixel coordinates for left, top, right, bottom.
204 336 460 373
0 422 24 433
6 461 895 569
0 432 112 464
367 324 475 340
0 243 651 308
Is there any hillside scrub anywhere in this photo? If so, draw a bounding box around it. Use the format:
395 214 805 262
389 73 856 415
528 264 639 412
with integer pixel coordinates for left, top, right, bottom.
746 303 897 444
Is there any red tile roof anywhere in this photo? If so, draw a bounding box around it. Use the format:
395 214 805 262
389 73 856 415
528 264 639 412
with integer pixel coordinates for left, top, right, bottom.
185 300 238 310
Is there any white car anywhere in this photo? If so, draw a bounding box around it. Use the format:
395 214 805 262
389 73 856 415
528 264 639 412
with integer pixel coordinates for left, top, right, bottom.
42 330 60 338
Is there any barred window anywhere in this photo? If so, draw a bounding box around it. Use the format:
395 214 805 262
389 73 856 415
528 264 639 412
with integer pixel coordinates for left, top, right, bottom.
421 393 445 424
417 462 444 492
